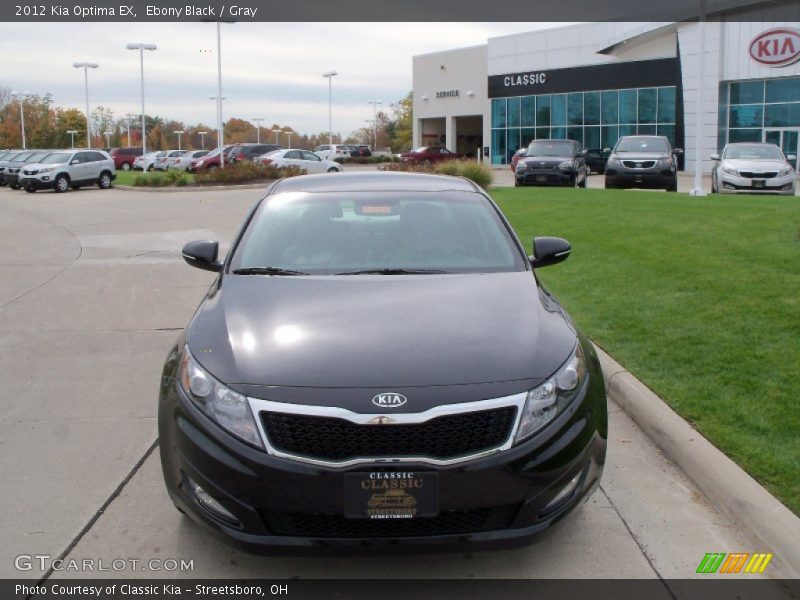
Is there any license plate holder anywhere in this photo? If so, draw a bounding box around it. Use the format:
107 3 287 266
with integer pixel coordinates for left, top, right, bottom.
752 180 765 188
344 472 439 519
536 174 548 182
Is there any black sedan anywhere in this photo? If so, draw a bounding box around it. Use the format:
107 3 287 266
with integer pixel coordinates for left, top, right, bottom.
159 172 607 552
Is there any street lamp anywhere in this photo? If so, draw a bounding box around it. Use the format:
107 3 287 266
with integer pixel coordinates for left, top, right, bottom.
125 42 157 157
198 130 208 150
73 61 99 148
103 129 113 148
322 71 338 154
66 129 78 149
272 127 282 145
252 117 265 143
368 100 382 150
124 113 135 146
209 96 225 150
285 131 294 149
202 20 234 167
10 92 32 150
174 130 184 150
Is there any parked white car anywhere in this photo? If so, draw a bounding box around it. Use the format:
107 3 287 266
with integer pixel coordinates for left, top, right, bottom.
313 144 351 161
256 149 343 173
133 151 165 172
711 142 796 195
170 150 209 171
153 150 187 171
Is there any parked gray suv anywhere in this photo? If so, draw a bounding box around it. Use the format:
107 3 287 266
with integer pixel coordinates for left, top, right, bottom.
604 135 681 192
19 150 116 193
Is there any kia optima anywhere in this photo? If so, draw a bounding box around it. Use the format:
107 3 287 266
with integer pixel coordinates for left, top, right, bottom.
159 172 607 552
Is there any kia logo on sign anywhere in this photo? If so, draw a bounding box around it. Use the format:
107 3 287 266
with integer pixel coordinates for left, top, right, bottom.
371 393 407 408
749 28 800 67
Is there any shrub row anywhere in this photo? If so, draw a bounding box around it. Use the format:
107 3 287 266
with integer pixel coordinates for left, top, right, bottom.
193 161 305 185
336 155 399 165
381 160 493 188
134 170 188 187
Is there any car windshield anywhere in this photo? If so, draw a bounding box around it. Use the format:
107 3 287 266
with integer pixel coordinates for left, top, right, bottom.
412 147 430 153
525 141 573 157
615 137 670 153
231 191 527 275
724 144 785 160
40 152 71 164
25 152 49 162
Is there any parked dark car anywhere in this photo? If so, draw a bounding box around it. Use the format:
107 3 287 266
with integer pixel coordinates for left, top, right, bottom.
400 146 463 165
604 136 681 191
227 144 283 164
159 171 607 553
2 151 52 189
109 147 142 171
348 145 373 158
515 139 588 187
583 148 611 174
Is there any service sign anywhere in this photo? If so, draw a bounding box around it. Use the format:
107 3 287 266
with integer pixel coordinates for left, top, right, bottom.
749 28 800 67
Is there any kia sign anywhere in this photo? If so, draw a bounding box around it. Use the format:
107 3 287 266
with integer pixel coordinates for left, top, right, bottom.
749 28 800 67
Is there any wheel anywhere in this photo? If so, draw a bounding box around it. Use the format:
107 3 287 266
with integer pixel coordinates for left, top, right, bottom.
327 167 339 173
579 173 587 188
121 162 132 171
666 179 678 192
421 159 432 168
146 165 153 172
605 179 615 189
711 172 718 193
24 187 36 193
54 175 70 193
98 172 112 189
10 183 21 190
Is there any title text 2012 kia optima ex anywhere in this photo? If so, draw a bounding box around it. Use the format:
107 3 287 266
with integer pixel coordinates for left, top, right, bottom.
159 172 607 552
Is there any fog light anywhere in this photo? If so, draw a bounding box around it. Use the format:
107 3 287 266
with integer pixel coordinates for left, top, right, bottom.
186 476 239 524
42 177 49 181
723 182 735 190
542 470 583 513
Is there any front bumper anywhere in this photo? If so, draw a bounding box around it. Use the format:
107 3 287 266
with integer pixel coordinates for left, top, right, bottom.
605 167 675 188
717 172 796 195
158 342 608 553
515 169 576 186
19 176 56 190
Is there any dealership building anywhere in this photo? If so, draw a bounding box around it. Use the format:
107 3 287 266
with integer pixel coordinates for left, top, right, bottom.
412 7 800 172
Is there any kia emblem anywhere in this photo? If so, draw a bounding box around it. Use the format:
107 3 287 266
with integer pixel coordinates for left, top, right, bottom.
371 393 407 408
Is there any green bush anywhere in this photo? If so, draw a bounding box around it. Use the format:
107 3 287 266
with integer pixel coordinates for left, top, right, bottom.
194 161 305 185
454 161 493 189
133 174 147 186
175 175 188 187
382 160 493 188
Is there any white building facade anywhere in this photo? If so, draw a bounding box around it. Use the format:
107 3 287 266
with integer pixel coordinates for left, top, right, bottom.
412 6 800 173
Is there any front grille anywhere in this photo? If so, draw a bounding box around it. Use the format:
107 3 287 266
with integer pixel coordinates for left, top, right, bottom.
23 169 38 175
261 406 517 462
738 171 777 179
622 160 656 169
262 505 520 538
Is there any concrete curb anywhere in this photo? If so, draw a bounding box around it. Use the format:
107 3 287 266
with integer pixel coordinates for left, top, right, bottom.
112 183 269 193
594 345 800 578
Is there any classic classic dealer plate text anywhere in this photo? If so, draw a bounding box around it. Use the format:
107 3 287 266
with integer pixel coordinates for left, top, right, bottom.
344 472 439 519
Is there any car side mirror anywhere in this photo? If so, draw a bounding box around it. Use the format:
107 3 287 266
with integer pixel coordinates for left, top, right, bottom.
787 154 797 161
182 240 223 272
674 148 684 154
70 159 80 165
710 153 720 161
603 147 611 153
529 237 571 268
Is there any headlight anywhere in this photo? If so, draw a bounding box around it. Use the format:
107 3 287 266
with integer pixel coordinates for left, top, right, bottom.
516 161 528 171
514 343 587 444
778 166 792 177
606 156 621 167
179 347 263 448
721 166 739 176
40 166 56 173
559 160 574 170
657 156 673 167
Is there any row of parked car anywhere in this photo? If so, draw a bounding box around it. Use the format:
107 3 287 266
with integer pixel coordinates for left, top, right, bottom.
509 135 796 195
0 148 116 193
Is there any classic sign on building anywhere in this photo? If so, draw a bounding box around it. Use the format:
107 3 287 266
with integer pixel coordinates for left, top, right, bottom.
749 28 800 67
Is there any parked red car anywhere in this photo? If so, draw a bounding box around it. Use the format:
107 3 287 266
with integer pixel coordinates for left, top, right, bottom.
400 146 463 165
186 145 234 172
109 147 142 171
510 148 526 172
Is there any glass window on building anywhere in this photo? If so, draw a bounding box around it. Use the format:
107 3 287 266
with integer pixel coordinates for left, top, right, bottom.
536 95 551 126
601 125 619 150
521 128 536 147
567 126 583 145
491 128 506 164
551 94 567 126
568 93 583 126
507 128 521 160
619 89 637 124
602 91 618 124
730 81 764 104
585 126 601 150
535 127 550 139
521 97 536 127
728 129 762 143
765 78 800 103
726 76 800 152
585 92 600 125
491 98 507 129
638 88 657 123
508 97 521 128
657 87 676 123
730 105 763 128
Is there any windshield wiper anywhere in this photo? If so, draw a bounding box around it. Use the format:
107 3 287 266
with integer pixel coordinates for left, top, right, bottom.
335 268 449 275
232 267 308 276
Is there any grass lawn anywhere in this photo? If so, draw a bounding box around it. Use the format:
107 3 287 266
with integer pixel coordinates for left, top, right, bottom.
113 170 195 186
491 186 800 514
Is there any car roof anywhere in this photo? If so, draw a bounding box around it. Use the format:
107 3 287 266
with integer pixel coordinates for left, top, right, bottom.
271 171 479 194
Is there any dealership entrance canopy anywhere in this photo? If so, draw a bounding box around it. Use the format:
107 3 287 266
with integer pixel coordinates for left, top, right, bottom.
412 4 800 172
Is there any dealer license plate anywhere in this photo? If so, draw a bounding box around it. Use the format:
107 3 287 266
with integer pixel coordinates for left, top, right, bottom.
536 174 548 182
344 472 439 519
752 180 765 188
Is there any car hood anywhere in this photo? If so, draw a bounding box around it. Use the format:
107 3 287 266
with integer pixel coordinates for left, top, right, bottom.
613 152 668 160
722 159 787 172
186 272 576 392
520 155 571 165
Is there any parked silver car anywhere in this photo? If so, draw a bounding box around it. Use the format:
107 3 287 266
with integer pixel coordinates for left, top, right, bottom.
18 149 116 193
133 151 165 172
711 143 796 195
153 150 187 171
170 150 208 171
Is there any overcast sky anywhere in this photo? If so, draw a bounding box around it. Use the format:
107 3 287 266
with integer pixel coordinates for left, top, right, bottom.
0 22 568 136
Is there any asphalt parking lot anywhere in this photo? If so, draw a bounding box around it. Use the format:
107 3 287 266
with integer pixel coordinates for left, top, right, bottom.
0 183 773 585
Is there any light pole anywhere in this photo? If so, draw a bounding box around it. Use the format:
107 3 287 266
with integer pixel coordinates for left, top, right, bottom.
209 96 225 150
73 62 99 148
125 113 135 146
125 43 157 157
286 131 294 149
272 127 282 145
174 130 184 150
10 92 32 149
103 129 113 148
368 100 381 150
322 71 338 154
690 0 708 197
198 131 208 150
252 117 265 143
202 20 233 166
67 129 78 149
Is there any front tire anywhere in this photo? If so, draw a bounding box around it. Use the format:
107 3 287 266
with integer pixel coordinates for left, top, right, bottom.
25 187 36 193
327 167 339 173
10 183 21 190
121 162 132 171
711 173 718 193
54 175 70 193
666 179 678 192
98 172 112 189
